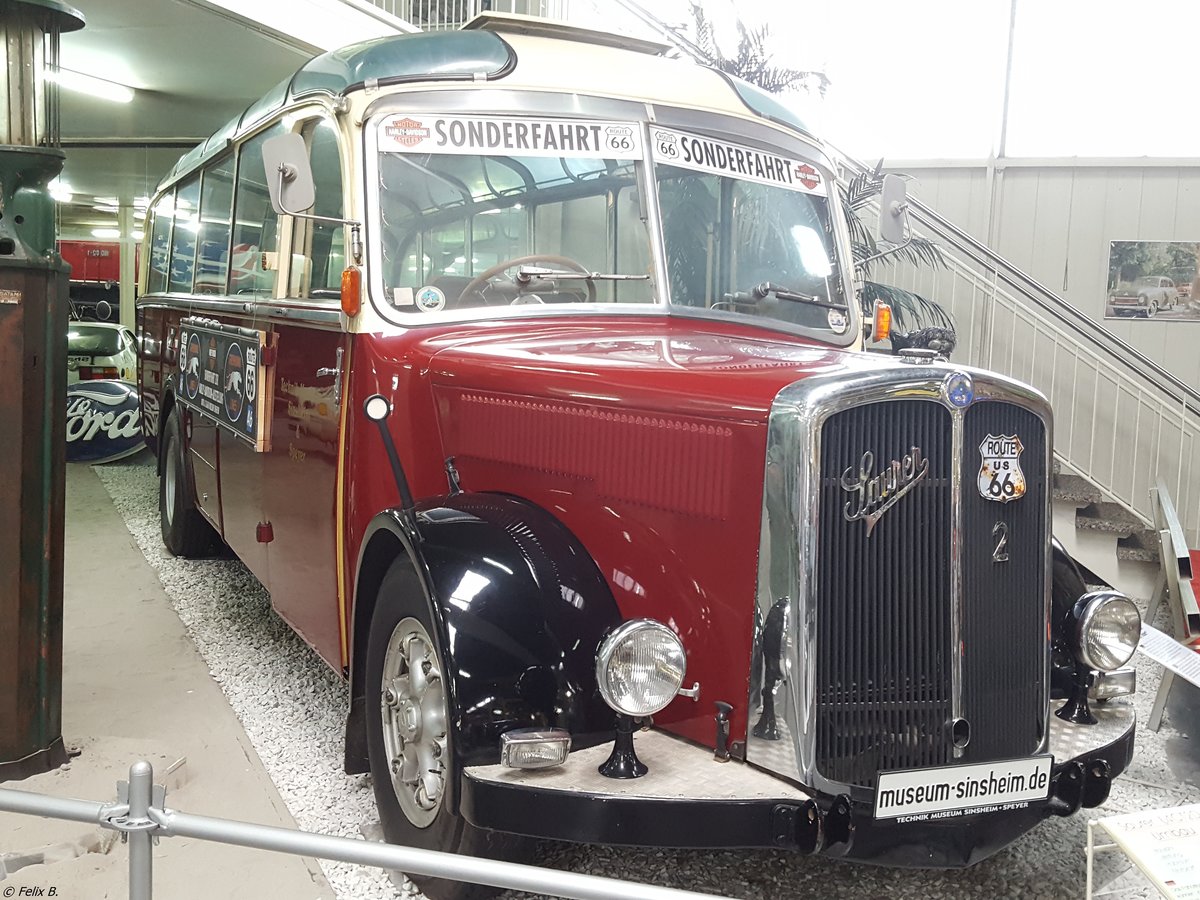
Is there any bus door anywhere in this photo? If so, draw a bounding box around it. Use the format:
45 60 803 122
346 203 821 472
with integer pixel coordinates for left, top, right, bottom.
212 135 278 588
259 117 348 670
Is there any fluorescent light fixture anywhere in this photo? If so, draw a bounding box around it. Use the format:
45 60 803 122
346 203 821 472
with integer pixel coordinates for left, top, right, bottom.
94 204 119 213
91 228 121 239
131 230 145 241
46 68 134 104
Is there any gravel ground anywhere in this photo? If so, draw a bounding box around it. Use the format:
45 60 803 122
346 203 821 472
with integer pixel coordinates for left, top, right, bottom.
96 458 1197 900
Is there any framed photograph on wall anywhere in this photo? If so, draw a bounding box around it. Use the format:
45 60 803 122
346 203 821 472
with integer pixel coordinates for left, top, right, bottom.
1106 240 1200 320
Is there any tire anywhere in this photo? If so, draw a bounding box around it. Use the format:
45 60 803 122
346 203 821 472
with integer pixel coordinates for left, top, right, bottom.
159 406 220 557
1144 299 1157 318
365 560 532 900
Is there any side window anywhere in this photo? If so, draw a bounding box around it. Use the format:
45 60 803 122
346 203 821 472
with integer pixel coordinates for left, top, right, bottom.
146 191 174 294
195 155 235 295
230 124 283 296
167 177 200 293
289 118 345 299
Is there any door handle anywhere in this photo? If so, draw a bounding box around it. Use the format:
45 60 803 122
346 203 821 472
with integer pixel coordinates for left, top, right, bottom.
315 346 344 406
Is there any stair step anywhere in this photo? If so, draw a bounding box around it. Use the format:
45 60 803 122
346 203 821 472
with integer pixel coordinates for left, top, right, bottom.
1116 543 1159 563
1052 473 1108 505
1075 501 1152 539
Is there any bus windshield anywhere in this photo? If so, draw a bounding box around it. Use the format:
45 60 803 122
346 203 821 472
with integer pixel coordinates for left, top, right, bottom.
373 113 655 315
651 127 850 336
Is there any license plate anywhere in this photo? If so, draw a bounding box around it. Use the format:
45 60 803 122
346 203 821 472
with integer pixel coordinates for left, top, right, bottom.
874 755 1053 820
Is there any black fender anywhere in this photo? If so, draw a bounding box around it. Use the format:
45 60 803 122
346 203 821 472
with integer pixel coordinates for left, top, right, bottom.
345 492 623 775
1049 536 1092 697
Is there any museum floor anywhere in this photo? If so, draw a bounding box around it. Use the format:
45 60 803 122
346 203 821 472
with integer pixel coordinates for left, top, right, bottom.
1 460 1197 900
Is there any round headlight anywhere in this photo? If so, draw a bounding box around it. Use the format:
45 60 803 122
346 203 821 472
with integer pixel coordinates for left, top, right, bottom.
596 619 686 717
1075 590 1141 672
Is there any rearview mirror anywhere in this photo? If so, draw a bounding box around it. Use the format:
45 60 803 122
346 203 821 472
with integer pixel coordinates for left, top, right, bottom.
262 133 315 216
878 173 908 245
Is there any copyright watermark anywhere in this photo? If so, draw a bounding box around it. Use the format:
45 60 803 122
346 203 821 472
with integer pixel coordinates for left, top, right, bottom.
3 887 59 897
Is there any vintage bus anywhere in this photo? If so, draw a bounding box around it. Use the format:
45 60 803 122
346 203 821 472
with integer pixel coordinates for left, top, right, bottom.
137 14 1141 898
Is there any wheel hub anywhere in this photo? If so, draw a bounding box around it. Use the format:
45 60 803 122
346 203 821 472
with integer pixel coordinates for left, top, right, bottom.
379 617 448 828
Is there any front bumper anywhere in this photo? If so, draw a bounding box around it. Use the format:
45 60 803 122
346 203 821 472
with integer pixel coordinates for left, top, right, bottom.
461 703 1135 865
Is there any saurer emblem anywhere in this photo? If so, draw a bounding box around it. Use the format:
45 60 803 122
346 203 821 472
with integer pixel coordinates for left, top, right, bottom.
841 447 929 536
978 434 1026 503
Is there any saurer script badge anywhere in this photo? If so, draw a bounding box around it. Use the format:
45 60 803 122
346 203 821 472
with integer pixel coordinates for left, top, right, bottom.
842 447 929 536
978 434 1026 503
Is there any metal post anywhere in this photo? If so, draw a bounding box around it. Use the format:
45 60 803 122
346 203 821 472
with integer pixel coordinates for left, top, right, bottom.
127 760 154 900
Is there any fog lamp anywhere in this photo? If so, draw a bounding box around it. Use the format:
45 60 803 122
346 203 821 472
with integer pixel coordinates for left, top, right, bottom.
1074 590 1141 672
499 728 571 769
596 619 686 717
1090 666 1136 700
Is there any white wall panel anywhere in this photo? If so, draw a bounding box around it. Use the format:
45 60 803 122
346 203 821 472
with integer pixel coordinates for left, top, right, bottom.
887 161 1200 394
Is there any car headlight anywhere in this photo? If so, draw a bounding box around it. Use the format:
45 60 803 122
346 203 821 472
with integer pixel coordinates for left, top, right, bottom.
1074 590 1141 672
596 619 686 717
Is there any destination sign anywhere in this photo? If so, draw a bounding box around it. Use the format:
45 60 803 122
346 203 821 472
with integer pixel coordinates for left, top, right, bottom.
650 126 826 196
378 114 643 159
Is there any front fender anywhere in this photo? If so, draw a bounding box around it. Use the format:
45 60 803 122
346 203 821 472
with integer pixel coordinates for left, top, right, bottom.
346 493 622 773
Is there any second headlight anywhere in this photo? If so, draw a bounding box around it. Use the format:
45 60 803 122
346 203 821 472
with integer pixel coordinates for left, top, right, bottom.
596 619 686 717
1074 590 1142 672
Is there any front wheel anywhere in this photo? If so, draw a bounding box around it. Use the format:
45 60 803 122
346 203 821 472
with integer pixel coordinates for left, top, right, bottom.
159 406 220 557
365 560 531 900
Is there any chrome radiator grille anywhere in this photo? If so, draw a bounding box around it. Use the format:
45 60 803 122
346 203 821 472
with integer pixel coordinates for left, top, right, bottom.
813 398 1047 788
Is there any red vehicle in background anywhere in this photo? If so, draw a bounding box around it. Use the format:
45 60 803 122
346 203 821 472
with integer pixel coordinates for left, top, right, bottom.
59 240 125 320
136 16 1143 899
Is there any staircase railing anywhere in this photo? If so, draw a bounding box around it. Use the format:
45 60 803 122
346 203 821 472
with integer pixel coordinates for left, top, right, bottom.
365 0 566 29
842 157 1200 548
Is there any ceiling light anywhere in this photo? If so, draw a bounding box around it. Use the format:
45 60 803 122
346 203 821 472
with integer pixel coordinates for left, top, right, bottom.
94 204 119 213
91 228 120 239
131 230 144 241
46 68 134 104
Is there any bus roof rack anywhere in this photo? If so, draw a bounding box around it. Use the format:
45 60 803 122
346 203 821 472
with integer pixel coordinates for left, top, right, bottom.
462 11 671 57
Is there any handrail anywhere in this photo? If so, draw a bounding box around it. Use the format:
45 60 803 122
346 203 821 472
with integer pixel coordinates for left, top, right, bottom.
0 759 732 900
836 154 1200 418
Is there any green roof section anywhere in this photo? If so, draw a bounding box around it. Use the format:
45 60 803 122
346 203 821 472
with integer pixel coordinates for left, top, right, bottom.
723 75 813 139
162 30 514 189
292 29 514 97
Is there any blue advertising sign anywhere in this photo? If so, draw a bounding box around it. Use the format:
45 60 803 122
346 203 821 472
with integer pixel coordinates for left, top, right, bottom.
66 380 143 464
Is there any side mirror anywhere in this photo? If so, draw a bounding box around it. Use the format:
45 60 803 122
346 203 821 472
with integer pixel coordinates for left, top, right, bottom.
262 133 315 216
878 173 908 245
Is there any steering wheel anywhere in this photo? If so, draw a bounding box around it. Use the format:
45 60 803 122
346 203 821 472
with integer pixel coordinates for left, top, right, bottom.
458 255 596 307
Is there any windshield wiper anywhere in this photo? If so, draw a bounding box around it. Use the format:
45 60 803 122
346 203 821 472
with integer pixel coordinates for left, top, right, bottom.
723 281 848 312
515 265 650 284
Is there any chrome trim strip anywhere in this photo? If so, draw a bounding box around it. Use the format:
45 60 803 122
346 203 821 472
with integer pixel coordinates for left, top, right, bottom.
950 406 965 758
746 359 1053 801
136 293 344 329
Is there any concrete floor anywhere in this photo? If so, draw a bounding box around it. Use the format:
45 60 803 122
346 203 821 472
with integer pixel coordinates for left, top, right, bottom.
0 462 335 899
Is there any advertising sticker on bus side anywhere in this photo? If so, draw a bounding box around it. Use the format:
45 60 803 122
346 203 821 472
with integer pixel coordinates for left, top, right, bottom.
874 756 1053 821
650 126 826 196
378 114 643 160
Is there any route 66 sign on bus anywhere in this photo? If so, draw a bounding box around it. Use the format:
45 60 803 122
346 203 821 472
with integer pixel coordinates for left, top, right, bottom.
978 434 1026 502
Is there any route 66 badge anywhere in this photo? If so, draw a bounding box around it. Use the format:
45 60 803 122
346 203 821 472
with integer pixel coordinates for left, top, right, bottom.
978 434 1026 503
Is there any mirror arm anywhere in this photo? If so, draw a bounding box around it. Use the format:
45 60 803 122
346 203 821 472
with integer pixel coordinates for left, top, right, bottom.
854 235 913 273
274 165 364 265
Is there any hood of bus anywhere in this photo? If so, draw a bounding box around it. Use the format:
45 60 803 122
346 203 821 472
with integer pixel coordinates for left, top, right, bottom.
420 316 875 419
410 315 884 749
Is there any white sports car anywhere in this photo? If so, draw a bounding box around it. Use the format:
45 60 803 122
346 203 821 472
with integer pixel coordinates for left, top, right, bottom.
67 322 138 384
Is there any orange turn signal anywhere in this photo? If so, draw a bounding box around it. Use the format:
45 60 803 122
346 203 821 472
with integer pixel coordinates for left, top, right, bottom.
871 300 892 343
341 266 362 317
